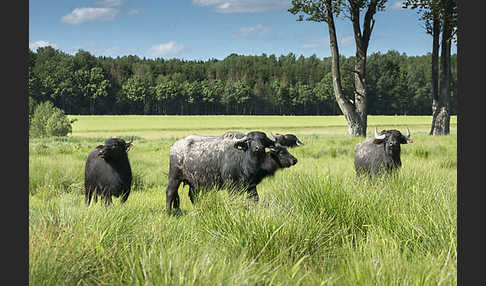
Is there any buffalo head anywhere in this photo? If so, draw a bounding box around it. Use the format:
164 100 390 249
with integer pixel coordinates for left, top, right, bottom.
97 138 133 159
269 132 304 147
268 143 298 168
372 127 413 152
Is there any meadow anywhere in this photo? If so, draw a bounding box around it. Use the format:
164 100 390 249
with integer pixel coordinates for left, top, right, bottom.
29 115 457 285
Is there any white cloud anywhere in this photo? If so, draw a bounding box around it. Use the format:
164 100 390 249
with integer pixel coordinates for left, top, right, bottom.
233 24 270 37
29 40 56 51
61 7 119 24
192 0 290 13
388 1 405 11
149 42 184 58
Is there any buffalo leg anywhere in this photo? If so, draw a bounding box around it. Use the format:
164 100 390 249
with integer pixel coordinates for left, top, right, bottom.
120 190 130 203
93 191 98 204
85 188 93 206
188 186 197 205
166 177 181 211
246 187 259 202
103 194 113 206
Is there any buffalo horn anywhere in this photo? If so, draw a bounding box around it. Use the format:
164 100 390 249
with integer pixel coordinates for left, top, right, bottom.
235 136 248 143
374 127 386 139
405 127 411 138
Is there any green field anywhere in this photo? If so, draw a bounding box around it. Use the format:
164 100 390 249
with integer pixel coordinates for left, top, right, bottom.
68 115 457 139
29 115 457 285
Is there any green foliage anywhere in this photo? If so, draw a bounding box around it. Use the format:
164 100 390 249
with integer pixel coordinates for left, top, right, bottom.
402 0 458 39
46 109 73 137
28 47 457 116
30 101 73 138
29 96 37 122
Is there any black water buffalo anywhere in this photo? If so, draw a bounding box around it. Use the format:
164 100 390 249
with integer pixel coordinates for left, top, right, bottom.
85 138 133 206
354 128 413 175
165 131 298 211
270 132 304 147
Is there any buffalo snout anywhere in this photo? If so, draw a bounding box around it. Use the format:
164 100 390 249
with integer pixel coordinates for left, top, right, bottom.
291 157 298 165
278 152 298 168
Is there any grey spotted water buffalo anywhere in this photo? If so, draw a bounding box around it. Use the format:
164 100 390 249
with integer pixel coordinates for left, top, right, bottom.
354 128 413 175
165 131 298 211
85 138 133 206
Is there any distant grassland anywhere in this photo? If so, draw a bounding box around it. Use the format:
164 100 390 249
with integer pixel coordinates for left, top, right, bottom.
30 115 457 285
69 115 457 139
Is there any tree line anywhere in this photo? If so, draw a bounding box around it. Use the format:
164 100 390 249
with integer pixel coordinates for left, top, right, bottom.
28 46 457 116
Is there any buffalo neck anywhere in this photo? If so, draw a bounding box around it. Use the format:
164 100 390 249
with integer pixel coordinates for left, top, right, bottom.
261 153 280 176
384 144 402 167
238 151 268 182
104 155 131 170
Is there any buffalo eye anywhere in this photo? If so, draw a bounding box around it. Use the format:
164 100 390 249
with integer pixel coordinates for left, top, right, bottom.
234 140 249 151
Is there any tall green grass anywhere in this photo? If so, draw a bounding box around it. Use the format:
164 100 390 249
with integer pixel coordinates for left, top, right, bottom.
29 116 456 285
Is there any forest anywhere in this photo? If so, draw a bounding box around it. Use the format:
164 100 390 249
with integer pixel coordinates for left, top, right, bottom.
28 46 457 116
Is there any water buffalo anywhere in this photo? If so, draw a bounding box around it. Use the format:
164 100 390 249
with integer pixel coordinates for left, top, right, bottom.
85 138 133 206
165 131 298 211
223 131 276 148
270 132 304 147
354 127 413 175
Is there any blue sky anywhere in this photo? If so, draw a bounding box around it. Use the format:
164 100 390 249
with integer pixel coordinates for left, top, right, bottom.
29 0 456 61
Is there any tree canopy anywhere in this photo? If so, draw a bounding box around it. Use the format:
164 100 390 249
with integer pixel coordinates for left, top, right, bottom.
28 47 457 116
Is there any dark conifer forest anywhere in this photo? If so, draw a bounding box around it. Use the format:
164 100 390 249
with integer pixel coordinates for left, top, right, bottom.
28 46 457 116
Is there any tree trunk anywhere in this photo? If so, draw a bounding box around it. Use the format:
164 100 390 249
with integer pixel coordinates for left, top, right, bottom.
353 47 368 136
325 0 364 136
433 3 452 136
90 98 95 115
429 6 441 135
349 0 375 137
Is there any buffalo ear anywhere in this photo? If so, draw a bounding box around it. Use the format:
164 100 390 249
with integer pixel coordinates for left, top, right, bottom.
265 137 276 148
95 145 105 156
234 139 249 151
269 142 283 153
125 141 134 151
274 142 283 148
402 137 413 144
